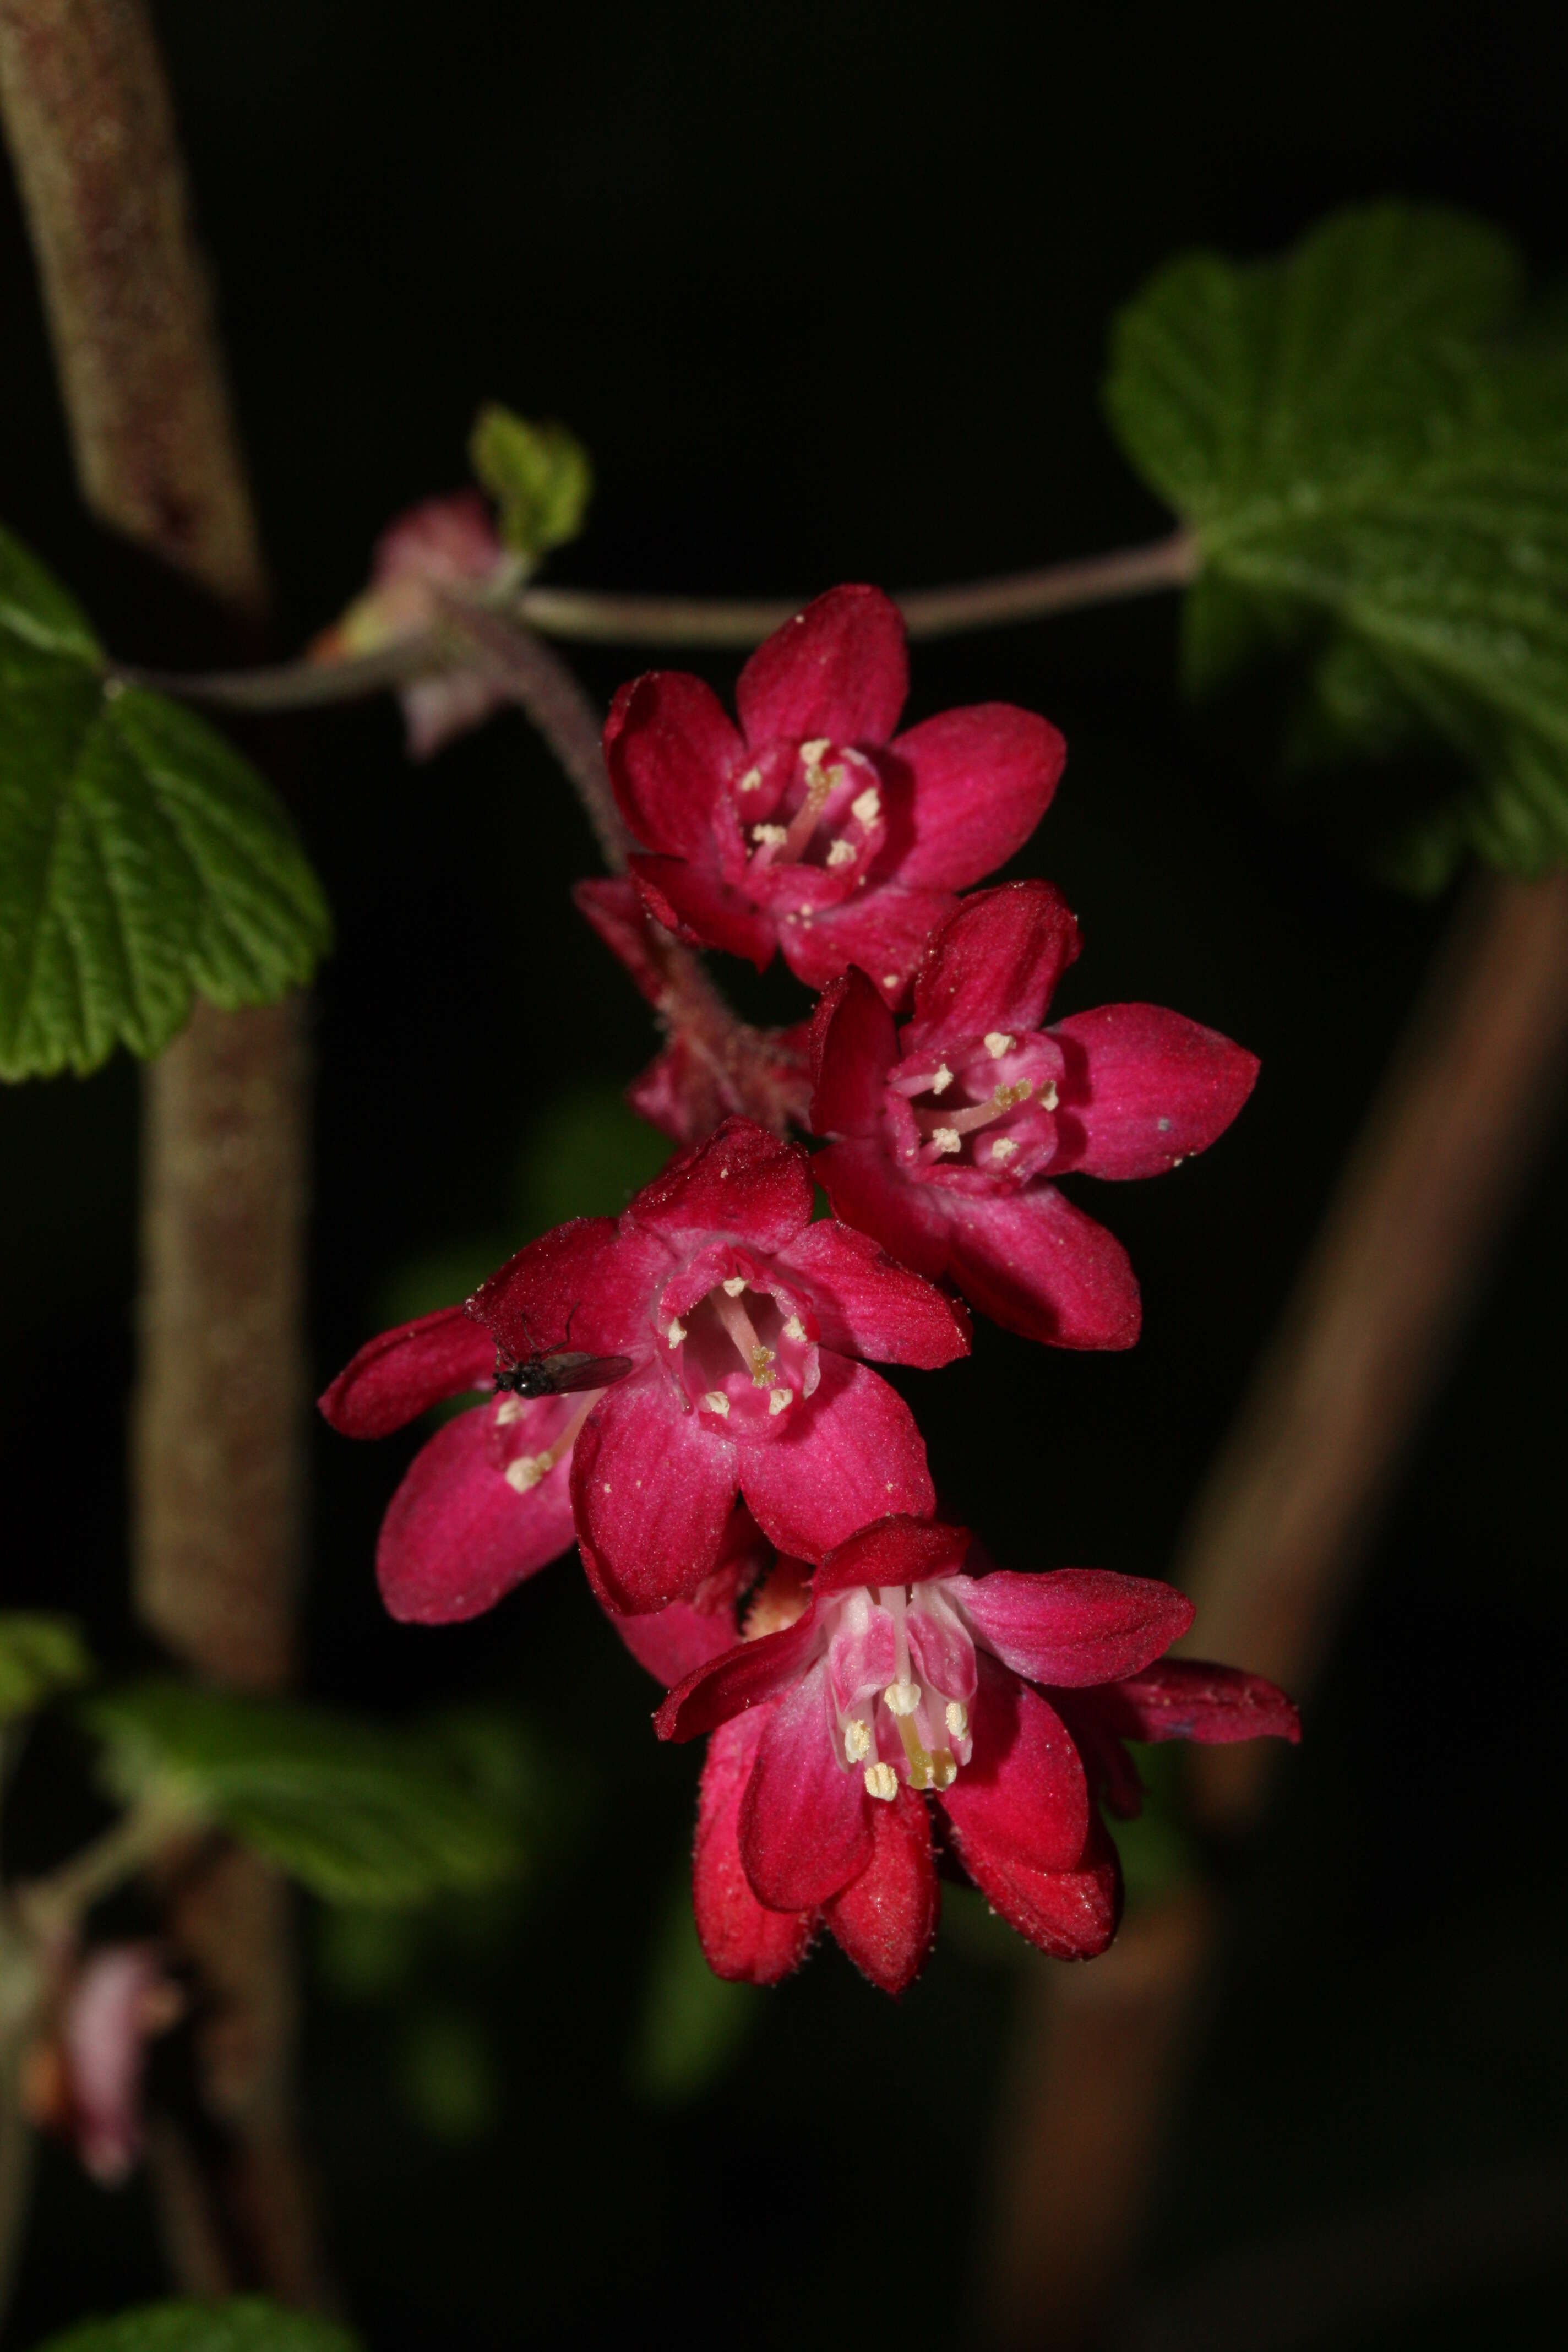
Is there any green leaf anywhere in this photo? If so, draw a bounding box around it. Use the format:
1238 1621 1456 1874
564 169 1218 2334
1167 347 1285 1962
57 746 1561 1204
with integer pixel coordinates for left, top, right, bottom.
1107 203 1568 886
83 1683 522 1906
469 404 593 559
34 2300 360 2352
0 522 331 1079
0 1611 92 1723
631 1876 759 2102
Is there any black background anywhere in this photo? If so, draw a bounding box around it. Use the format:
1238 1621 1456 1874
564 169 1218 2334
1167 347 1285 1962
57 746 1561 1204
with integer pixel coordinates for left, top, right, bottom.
3 5 1567 2346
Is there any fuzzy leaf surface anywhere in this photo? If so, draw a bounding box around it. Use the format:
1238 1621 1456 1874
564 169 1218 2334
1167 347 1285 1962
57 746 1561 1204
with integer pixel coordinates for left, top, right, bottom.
1107 203 1568 886
0 524 330 1078
83 1683 521 1905
36 2304 360 2352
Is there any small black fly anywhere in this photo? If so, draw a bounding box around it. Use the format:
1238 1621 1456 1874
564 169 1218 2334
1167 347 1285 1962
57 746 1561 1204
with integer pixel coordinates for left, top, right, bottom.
493 1349 634 1399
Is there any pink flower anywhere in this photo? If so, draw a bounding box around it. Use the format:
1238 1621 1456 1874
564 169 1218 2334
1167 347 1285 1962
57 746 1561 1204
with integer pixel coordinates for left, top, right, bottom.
319 1304 581 1623
604 585 1065 1005
311 489 515 759
467 1118 970 1613
23 1944 183 2186
810 880 1259 1349
656 1517 1299 1994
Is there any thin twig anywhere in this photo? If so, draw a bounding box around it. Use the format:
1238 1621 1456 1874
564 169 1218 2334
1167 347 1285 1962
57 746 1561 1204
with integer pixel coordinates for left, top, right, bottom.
114 529 1200 714
0 2041 35 2339
981 868 1568 2351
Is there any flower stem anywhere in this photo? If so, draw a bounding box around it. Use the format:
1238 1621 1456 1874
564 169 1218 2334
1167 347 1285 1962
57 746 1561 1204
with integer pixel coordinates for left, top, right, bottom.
979 868 1568 2350
0 0 328 2308
114 529 1200 715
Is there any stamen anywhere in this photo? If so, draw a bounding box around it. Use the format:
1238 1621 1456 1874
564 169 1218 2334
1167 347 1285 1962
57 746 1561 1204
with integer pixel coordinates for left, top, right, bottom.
989 1136 1018 1163
850 785 881 826
781 1314 807 1342
737 765 764 792
495 1396 525 1425
883 1680 921 1717
749 1346 777 1386
1042 1079 1059 1110
930 1064 953 1095
751 822 787 849
916 1080 1034 1142
702 1390 731 1418
864 1762 899 1802
826 837 856 868
722 1276 747 1297
800 738 830 767
666 1318 686 1347
945 1701 969 1740
768 1387 790 1414
931 1127 961 1155
711 1284 774 1380
504 1452 553 1493
984 1031 1015 1059
844 1718 872 1762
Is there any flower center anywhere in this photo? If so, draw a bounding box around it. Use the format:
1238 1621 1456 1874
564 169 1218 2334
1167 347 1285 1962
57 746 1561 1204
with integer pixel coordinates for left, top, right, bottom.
737 739 884 883
662 1267 819 1433
832 1582 975 1800
890 1030 1063 1179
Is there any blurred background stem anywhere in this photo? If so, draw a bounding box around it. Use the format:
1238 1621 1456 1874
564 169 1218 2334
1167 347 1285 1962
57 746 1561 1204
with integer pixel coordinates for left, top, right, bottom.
981 867 1568 2349
0 0 328 2308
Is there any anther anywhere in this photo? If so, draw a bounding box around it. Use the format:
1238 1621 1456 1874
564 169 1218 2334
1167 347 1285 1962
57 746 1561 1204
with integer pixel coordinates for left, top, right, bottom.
989 1136 1018 1163
932 1127 961 1155
945 1701 969 1740
844 1718 872 1761
751 823 787 848
800 738 830 767
768 1386 791 1415
864 1762 899 1802
702 1391 731 1418
722 1276 747 1297
884 1680 922 1717
666 1318 687 1346
737 765 763 792
984 1032 1015 1059
749 1346 776 1385
1042 1080 1059 1110
851 786 881 827
781 1314 807 1342
930 1064 953 1095
826 837 856 868
495 1396 525 1425
505 1453 552 1493
927 1750 958 1790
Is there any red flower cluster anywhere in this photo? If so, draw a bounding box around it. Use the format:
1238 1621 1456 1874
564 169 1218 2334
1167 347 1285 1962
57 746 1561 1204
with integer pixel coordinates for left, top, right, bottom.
323 582 1289 1993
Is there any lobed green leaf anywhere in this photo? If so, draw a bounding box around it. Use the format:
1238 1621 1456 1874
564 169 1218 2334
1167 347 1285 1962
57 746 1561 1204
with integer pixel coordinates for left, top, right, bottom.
1107 203 1568 888
469 404 594 558
0 523 331 1079
34 2301 360 2352
83 1683 523 1907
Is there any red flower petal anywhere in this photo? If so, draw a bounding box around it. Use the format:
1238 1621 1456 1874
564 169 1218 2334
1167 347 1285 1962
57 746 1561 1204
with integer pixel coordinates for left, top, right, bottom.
738 1354 935 1564
779 884 959 1005
809 970 897 1139
569 1370 739 1612
960 1569 1193 1687
775 1219 971 1369
823 1784 938 1995
470 1216 666 1362
655 1608 824 1742
1048 1004 1259 1180
908 880 1080 1048
1086 1658 1302 1746
735 585 908 751
603 671 741 858
318 1305 495 1439
629 852 777 970
938 1654 1090 1876
813 1139 951 1283
376 1402 576 1623
738 1662 874 1909
573 874 667 1007
945 1183 1142 1349
945 1805 1122 1961
814 1515 973 1599
611 1595 744 1687
627 1116 814 1256
892 704 1065 890
693 1711 816 1985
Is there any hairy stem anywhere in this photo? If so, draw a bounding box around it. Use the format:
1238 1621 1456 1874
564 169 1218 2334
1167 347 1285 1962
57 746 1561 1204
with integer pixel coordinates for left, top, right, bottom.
0 0 326 2306
981 869 1568 2350
116 529 1200 714
0 2040 34 2338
